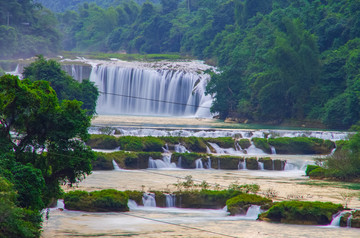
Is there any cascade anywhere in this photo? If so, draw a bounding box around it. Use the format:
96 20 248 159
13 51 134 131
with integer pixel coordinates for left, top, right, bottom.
206 157 212 169
244 205 261 220
177 157 182 168
127 199 138 210
162 143 170 153
148 155 176 169
206 146 212 154
245 142 267 155
347 214 353 227
238 160 246 170
174 144 190 153
195 159 204 169
270 146 277 155
329 211 348 227
258 162 264 170
284 162 297 170
165 194 176 207
142 193 156 207
112 160 122 171
88 62 213 117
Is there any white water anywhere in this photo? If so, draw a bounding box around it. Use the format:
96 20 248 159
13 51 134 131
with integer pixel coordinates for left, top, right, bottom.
244 205 261 220
142 193 156 207
112 160 122 171
88 62 212 117
328 211 348 227
174 144 190 153
238 160 246 170
165 194 176 207
148 155 177 169
258 162 265 170
94 127 350 142
195 159 204 169
246 142 267 155
271 146 277 154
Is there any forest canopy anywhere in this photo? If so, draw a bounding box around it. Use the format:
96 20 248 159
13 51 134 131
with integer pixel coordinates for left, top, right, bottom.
2 0 360 129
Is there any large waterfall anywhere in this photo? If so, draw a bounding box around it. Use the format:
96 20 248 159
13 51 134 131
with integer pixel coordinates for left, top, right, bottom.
66 59 214 117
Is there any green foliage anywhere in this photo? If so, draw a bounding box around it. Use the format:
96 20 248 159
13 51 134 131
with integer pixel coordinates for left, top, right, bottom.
23 55 99 115
64 189 129 212
252 138 271 153
0 177 42 238
205 137 234 148
308 167 326 178
238 139 251 149
259 201 343 225
305 165 321 176
268 137 335 154
124 190 143 204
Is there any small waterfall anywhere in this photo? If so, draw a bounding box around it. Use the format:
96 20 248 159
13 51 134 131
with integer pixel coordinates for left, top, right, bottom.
330 147 337 155
142 193 156 207
245 205 261 220
238 160 246 170
206 157 212 169
162 143 170 153
329 211 348 227
218 159 221 170
235 142 242 151
245 142 267 155
258 162 264 170
148 155 176 169
165 194 176 207
55 199 65 210
284 162 297 170
347 214 353 227
127 199 138 209
206 146 212 154
177 157 182 168
175 144 190 153
6 64 23 79
195 158 204 169
112 160 122 171
270 146 277 155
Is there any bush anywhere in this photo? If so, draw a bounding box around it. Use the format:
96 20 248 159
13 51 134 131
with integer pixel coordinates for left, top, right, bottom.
64 189 129 212
226 193 272 215
259 201 343 225
305 165 321 176
309 167 327 178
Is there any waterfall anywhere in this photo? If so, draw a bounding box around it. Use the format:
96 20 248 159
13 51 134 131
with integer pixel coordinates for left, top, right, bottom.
142 193 156 207
270 146 277 155
329 211 348 227
177 157 182 168
258 162 264 170
127 199 138 209
175 144 190 153
238 160 246 170
244 205 261 220
206 146 212 154
195 159 204 169
89 64 212 117
347 214 353 227
148 155 176 169
112 160 122 171
165 194 176 207
206 157 212 169
284 162 297 170
162 143 170 153
245 142 267 155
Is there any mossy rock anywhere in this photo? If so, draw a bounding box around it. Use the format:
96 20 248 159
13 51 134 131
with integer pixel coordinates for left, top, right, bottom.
259 201 343 225
92 153 114 170
309 167 326 178
252 138 271 154
151 191 167 207
64 189 129 212
124 190 143 205
238 139 251 149
268 137 335 155
86 134 119 149
258 157 273 170
210 156 244 170
204 137 235 149
246 157 259 170
340 210 360 228
305 165 321 176
174 190 242 209
273 159 285 170
226 193 272 216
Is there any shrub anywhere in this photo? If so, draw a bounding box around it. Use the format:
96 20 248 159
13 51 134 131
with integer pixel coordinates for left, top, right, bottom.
309 167 327 178
226 193 272 215
64 189 129 212
259 201 343 225
305 165 321 176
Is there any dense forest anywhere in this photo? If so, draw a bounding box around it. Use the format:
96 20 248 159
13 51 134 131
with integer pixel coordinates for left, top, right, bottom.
2 0 360 129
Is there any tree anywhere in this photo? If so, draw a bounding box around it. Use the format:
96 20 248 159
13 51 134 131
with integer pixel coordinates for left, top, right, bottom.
23 55 99 116
0 74 95 204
